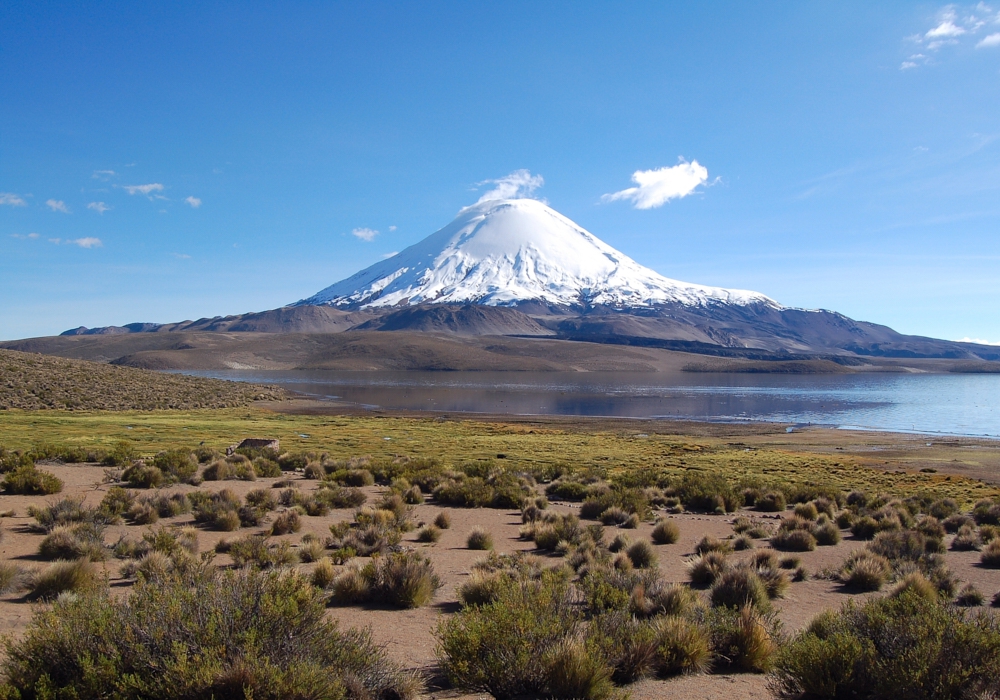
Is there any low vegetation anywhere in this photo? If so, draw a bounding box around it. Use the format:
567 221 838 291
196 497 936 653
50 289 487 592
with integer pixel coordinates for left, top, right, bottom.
1 568 418 699
0 348 284 411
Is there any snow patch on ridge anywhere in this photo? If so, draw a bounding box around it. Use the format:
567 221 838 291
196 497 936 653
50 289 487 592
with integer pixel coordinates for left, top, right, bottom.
299 198 778 310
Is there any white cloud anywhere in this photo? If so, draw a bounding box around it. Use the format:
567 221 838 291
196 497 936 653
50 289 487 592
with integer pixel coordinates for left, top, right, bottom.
901 61 920 69
10 232 40 240
47 237 102 248
184 196 202 208
382 251 399 259
87 201 111 214
122 183 164 197
926 20 966 38
92 169 116 180
602 159 710 209
46 199 70 213
68 237 102 248
978 32 1000 46
173 253 192 259
476 170 544 203
388 225 397 232
0 193 27 207
956 337 1000 345
352 227 379 242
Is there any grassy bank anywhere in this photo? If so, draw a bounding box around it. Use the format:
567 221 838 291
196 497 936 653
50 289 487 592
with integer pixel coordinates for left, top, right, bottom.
1 407 996 506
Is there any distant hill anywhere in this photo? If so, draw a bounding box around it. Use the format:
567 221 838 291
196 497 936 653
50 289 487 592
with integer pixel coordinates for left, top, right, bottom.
0 348 285 411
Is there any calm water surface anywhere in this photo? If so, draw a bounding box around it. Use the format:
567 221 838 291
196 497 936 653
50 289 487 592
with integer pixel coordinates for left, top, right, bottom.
183 370 1000 438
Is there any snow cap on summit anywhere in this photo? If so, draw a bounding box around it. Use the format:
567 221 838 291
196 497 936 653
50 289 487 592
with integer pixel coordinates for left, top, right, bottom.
299 198 776 310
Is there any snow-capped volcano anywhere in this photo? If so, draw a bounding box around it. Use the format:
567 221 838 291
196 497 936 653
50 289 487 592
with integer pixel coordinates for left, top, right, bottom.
298 198 778 310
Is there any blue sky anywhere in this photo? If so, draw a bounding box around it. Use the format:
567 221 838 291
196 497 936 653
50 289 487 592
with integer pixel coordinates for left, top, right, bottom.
2 2 999 342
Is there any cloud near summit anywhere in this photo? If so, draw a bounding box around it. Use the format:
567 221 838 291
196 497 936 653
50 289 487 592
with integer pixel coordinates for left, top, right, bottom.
602 160 710 209
475 170 544 203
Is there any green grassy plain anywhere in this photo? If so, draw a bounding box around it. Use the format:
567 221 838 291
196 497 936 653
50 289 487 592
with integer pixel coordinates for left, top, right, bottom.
2 407 997 506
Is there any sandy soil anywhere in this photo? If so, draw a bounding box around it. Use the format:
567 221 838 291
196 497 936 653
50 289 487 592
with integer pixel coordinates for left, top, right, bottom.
2 454 998 699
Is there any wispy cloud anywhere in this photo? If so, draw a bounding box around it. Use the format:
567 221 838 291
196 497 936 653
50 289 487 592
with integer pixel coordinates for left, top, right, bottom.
49 237 102 248
184 196 202 208
0 193 27 207
352 227 379 242
956 337 1000 345
388 225 397 232
173 253 192 259
46 199 70 213
122 183 165 197
382 251 399 259
476 170 544 203
92 169 116 180
602 159 710 209
903 4 1000 67
87 201 111 214
10 232 40 240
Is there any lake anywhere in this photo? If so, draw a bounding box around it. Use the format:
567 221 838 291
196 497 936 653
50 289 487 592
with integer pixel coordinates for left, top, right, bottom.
181 369 1000 438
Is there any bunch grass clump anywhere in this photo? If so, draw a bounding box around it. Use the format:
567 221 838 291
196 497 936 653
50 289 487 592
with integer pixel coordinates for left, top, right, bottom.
467 527 494 551
330 551 441 609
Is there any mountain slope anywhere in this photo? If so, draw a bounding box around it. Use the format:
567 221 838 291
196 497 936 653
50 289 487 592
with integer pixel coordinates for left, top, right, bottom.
299 198 775 310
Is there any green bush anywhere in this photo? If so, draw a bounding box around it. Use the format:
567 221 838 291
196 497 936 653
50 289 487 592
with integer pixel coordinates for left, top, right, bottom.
771 528 816 552
771 589 1000 699
673 472 741 513
151 449 198 484
434 511 451 529
436 574 578 698
3 568 418 699
271 509 302 535
38 523 106 561
652 615 713 676
839 550 891 591
626 540 657 569
417 525 442 543
0 562 30 595
2 465 63 495
755 491 787 512
706 605 778 672
122 463 164 489
467 527 494 550
981 539 1000 567
545 638 616 700
688 552 729 586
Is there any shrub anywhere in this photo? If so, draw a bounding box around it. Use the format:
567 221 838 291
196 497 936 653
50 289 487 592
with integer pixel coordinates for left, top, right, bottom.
626 540 657 569
710 568 772 612
151 449 197 484
28 559 102 601
5 568 418 699
734 534 754 550
277 452 309 471
645 517 678 545
652 615 713 676
125 502 159 527
436 574 578 698
980 539 1000 567
467 527 494 551
779 555 800 570
688 552 728 586
929 497 960 520
771 528 816 552
331 551 441 608
202 459 232 481
772 589 1000 699
793 502 819 520
707 605 778 672
315 484 367 509
270 509 302 535
0 562 30 595
812 520 841 546
608 533 630 553
417 525 442 543
311 557 336 588
2 464 63 494
870 530 931 561
755 491 786 512
298 537 325 563
951 524 981 551
545 638 615 700
955 583 985 607
228 535 298 569
695 535 732 555
839 550 891 591
434 511 451 529
39 523 106 561
252 457 282 477
674 472 741 513
303 462 324 479
850 516 879 540
122 464 164 489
